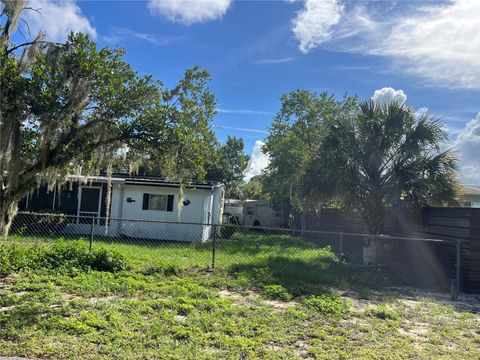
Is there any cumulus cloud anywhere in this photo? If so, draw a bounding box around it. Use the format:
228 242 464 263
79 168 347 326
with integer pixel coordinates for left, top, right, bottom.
454 113 480 185
288 0 480 89
148 0 231 25
291 0 343 53
23 0 96 41
244 140 270 182
371 87 407 107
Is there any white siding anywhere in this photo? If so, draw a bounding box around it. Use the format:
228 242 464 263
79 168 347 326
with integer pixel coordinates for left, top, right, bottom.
117 185 213 242
63 182 224 243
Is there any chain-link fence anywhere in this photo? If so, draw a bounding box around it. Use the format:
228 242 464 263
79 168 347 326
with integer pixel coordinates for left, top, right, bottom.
2 212 465 296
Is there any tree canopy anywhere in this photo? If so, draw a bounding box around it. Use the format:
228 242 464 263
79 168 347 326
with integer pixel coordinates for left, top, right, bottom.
0 3 216 233
205 135 250 197
262 90 357 214
263 90 459 236
314 100 459 234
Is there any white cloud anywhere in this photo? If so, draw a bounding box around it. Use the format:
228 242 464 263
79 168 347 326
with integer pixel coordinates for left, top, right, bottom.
23 0 96 41
251 57 294 65
214 125 268 135
244 140 270 182
370 0 480 89
292 0 343 53
414 107 429 119
289 0 480 89
148 0 231 25
454 113 480 185
371 87 407 107
103 27 184 46
216 108 271 116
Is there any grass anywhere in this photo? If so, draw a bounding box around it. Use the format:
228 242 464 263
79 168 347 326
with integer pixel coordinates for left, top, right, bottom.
0 233 479 359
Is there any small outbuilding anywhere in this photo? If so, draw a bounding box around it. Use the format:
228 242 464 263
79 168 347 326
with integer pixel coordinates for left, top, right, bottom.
19 174 225 243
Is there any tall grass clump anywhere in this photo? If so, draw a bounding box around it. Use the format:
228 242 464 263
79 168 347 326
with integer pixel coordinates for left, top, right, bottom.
0 241 129 274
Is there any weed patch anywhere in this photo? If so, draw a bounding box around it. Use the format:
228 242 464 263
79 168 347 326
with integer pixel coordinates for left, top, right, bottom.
301 294 348 316
365 305 400 321
262 284 292 301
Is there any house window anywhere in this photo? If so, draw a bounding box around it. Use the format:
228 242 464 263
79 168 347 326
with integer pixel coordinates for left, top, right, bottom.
142 193 174 211
149 194 167 211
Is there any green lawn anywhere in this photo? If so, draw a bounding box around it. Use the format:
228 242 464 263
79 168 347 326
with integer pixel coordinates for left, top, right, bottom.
0 234 479 359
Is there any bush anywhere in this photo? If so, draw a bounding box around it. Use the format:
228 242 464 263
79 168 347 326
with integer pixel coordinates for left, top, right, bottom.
301 294 348 315
262 284 292 301
0 242 130 274
10 210 68 236
365 305 399 321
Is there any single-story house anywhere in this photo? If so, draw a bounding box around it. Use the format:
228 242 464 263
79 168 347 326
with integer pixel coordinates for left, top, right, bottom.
19 174 225 242
462 185 480 208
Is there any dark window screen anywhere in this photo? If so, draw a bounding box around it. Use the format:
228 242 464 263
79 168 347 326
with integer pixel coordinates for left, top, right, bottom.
80 188 100 212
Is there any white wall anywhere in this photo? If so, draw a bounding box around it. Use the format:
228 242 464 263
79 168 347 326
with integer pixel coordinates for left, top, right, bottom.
117 185 215 242
64 183 224 242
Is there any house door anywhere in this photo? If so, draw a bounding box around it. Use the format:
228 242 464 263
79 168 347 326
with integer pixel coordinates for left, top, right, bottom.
77 186 102 223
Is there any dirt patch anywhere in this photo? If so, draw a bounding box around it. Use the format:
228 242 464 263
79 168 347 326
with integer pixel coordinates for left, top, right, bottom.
218 289 296 310
398 322 430 341
264 299 296 310
217 289 256 307
174 315 187 322
294 339 310 358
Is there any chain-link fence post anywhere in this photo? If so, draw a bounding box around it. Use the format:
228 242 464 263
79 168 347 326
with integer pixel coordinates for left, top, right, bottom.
339 232 344 262
456 239 461 297
211 224 217 271
89 217 95 253
451 239 461 300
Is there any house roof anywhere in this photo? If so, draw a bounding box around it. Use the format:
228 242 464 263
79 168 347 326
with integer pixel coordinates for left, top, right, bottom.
68 174 223 190
463 185 480 196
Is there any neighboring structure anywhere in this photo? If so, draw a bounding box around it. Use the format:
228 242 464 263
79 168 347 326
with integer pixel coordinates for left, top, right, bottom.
19 174 224 242
223 199 284 228
463 185 480 208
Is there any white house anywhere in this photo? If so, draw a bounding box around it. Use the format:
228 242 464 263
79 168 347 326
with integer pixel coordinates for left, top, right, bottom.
19 175 225 243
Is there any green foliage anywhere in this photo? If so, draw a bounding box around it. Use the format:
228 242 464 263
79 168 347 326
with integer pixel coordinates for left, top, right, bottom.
262 284 292 301
0 242 129 274
316 100 459 234
239 175 266 200
205 135 250 195
365 305 400 321
0 234 479 358
263 90 358 214
301 294 348 315
1 8 218 234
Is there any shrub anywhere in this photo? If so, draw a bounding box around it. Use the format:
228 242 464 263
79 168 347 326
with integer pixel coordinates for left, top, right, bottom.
262 284 292 301
0 242 129 274
365 305 399 321
301 294 348 315
10 210 68 236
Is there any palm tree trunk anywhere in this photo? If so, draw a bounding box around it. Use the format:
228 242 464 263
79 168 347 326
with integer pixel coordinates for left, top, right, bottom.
362 192 385 265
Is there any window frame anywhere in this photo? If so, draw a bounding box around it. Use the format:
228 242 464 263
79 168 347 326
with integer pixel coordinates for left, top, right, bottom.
142 193 175 212
147 194 168 211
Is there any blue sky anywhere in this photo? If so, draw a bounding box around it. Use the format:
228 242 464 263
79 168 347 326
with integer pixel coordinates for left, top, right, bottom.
6 0 480 183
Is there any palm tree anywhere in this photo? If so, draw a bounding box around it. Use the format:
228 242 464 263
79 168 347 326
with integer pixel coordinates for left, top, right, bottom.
313 100 459 262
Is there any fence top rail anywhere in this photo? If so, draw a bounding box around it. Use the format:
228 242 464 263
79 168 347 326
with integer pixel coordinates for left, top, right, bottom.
15 211 461 244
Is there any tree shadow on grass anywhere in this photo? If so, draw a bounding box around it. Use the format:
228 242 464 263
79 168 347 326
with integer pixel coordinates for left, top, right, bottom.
227 255 389 297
